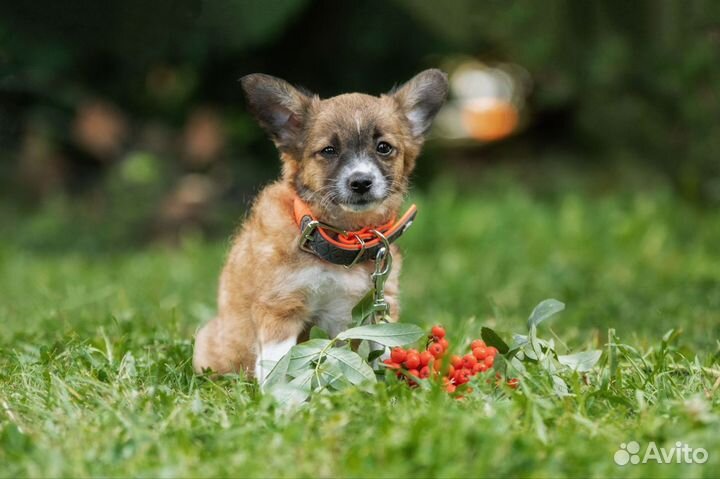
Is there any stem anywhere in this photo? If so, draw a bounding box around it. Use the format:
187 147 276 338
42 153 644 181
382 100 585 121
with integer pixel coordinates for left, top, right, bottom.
313 338 339 387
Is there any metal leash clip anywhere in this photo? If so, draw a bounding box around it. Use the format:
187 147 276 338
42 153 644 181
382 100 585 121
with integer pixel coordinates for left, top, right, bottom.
370 229 393 322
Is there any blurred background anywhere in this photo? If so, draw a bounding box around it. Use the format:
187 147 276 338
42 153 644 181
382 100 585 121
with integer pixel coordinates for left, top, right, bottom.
2 0 720 251
2 6 720 473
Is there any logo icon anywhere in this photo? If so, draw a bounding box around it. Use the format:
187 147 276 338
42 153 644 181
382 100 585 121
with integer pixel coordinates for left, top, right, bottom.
614 441 708 466
614 441 641 465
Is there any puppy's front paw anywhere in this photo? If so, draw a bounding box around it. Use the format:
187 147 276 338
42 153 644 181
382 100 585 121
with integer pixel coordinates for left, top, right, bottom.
255 337 297 385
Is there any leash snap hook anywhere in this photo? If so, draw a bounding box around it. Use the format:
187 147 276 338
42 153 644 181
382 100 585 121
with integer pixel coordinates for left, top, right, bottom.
370 229 393 322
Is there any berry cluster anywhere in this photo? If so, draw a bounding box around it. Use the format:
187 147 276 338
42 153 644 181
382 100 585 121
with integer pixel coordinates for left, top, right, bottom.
443 337 498 392
382 325 449 384
382 325 518 394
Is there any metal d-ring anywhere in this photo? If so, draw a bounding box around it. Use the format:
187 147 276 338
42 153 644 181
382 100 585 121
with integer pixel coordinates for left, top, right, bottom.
344 233 366 269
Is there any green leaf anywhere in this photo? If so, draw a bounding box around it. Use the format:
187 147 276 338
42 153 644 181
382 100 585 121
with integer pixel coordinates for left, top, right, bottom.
509 356 527 375
356 340 371 360
325 348 377 388
558 350 602 372
289 368 315 390
314 357 348 391
286 339 331 374
541 355 560 374
512 334 529 348
263 349 291 388
309 326 329 340
266 384 309 404
552 375 571 397
529 329 545 361
266 373 311 404
351 290 376 327
337 323 424 347
367 348 386 363
481 327 510 354
527 299 565 328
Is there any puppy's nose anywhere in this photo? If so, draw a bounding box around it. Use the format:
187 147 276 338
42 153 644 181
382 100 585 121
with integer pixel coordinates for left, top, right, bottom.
348 174 373 194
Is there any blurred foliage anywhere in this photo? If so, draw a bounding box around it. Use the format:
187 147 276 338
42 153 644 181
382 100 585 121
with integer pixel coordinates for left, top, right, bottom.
1 0 720 247
401 0 720 202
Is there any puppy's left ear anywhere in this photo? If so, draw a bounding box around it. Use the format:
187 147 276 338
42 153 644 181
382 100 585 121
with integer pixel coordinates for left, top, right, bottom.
392 69 449 138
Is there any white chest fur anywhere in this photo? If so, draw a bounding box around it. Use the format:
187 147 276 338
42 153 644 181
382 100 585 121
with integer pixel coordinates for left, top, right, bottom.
283 264 372 337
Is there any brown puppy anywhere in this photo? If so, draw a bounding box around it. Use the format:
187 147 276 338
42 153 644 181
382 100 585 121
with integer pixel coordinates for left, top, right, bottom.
193 69 448 382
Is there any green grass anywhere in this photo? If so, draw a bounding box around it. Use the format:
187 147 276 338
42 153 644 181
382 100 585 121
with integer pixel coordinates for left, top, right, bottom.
1 176 719 477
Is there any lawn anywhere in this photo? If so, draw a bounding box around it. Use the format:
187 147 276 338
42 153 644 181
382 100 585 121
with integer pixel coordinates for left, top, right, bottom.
1 174 719 478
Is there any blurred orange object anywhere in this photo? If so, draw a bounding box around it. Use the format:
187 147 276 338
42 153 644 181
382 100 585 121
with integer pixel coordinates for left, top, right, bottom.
73 100 128 159
461 98 518 142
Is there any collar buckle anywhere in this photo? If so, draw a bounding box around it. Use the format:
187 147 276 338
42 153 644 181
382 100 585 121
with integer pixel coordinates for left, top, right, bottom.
299 219 367 268
298 219 321 254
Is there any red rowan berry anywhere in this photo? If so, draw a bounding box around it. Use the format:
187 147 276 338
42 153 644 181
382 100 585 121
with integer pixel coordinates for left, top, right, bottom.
462 354 478 369
404 353 420 369
431 325 446 339
408 368 420 378
419 351 433 367
471 339 486 350
487 346 499 357
428 343 444 359
454 369 470 385
438 338 449 351
484 355 494 368
450 355 463 368
419 366 430 378
472 346 487 360
391 347 407 363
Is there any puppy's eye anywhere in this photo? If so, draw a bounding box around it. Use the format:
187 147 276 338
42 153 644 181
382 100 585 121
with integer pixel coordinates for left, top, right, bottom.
320 146 337 157
376 141 393 156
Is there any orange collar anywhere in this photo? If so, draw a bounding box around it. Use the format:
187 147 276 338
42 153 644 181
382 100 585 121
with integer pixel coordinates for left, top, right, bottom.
293 196 417 266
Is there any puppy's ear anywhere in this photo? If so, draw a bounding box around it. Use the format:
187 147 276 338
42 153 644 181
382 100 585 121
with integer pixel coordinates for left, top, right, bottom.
392 69 449 138
240 74 312 150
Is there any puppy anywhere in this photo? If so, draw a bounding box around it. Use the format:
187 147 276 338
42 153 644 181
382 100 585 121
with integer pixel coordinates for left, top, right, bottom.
193 69 448 382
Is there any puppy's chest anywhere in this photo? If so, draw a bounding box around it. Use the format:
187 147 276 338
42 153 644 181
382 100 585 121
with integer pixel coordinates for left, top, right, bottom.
288 265 372 332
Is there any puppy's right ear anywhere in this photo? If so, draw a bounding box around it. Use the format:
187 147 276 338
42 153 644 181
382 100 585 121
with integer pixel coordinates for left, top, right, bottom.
240 74 312 150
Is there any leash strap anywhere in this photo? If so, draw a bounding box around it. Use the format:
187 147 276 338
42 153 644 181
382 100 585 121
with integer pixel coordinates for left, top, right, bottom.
294 197 417 267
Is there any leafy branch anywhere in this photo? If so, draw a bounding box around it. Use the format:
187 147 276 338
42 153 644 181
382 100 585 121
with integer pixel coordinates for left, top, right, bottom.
482 299 602 398
264 322 425 403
